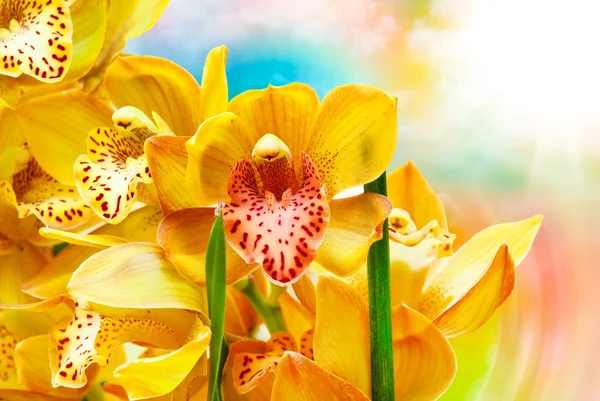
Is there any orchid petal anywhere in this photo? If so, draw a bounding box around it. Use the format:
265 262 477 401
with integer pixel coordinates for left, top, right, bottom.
315 193 391 277
434 244 515 338
199 45 228 121
272 352 370 401
158 207 258 286
392 304 457 401
419 215 542 320
291 274 316 315
307 84 397 198
222 340 273 401
314 276 370 396
0 242 46 304
278 292 314 343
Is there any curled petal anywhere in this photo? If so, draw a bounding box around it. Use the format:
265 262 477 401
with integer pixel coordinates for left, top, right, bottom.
434 244 515 338
67 242 206 313
158 207 258 286
232 332 296 394
307 84 397 199
315 193 391 277
387 161 448 230
0 0 72 82
272 352 370 401
314 276 370 396
113 320 211 400
419 215 542 320
392 304 457 401
145 136 198 216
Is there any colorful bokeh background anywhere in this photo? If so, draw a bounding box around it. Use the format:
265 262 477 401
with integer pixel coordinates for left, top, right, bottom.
126 0 599 399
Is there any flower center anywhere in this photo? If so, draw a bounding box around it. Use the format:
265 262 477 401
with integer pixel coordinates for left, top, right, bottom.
251 133 298 203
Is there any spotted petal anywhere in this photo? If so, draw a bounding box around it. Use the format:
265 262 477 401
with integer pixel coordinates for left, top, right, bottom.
74 127 153 224
232 332 296 394
49 308 202 388
224 154 330 285
222 340 274 401
0 0 73 82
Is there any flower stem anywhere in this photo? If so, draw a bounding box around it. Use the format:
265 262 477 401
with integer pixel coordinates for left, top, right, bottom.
365 172 395 401
234 278 287 334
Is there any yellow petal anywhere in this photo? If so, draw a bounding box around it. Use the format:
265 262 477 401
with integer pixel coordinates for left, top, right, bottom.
419 215 542 320
49 308 196 388
0 242 46 304
292 274 316 315
13 155 94 230
315 193 391 277
388 240 433 310
185 112 253 205
63 0 106 82
307 84 397 198
39 227 128 249
114 320 211 400
392 304 457 401
67 242 206 313
145 136 198 216
0 0 73 82
14 334 88 399
387 161 448 231
314 276 370 396
0 181 35 244
222 340 274 401
434 244 515 338
23 207 163 299
199 46 229 121
272 352 370 401
104 0 169 42
16 89 113 185
228 83 319 180
232 332 296 394
278 292 314 343
158 207 258 286
225 287 259 337
104 54 201 137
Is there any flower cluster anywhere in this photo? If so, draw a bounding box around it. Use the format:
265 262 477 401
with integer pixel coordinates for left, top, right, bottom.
0 1 541 400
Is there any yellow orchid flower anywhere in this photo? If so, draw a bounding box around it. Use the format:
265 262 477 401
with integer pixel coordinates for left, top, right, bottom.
153 82 397 287
72 46 228 224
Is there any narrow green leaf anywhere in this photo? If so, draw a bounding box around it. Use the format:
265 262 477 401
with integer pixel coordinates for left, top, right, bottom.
365 172 395 400
206 211 228 401
52 242 69 256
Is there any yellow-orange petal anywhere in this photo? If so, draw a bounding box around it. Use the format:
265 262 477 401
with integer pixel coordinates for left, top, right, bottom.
222 339 274 401
145 136 198 216
272 352 370 401
232 332 296 394
199 45 228 121
307 84 397 199
434 244 515 338
185 112 253 206
113 319 211 400
225 287 259 337
419 214 542 320
278 292 314 343
387 161 448 231
228 83 319 181
314 276 370 396
292 274 316 315
0 0 72 82
67 242 206 313
315 193 391 277
104 54 201 137
158 207 258 286
0 242 47 305
63 0 106 82
16 89 113 185
392 304 457 401
39 227 128 249
0 181 35 244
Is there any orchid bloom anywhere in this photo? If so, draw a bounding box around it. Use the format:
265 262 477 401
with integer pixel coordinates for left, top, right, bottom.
153 83 397 287
72 46 228 224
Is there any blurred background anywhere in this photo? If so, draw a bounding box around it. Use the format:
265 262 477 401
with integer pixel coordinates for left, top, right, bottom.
126 0 599 399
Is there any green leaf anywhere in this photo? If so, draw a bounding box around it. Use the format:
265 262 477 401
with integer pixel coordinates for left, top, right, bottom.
52 242 69 256
206 211 229 401
364 172 396 400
